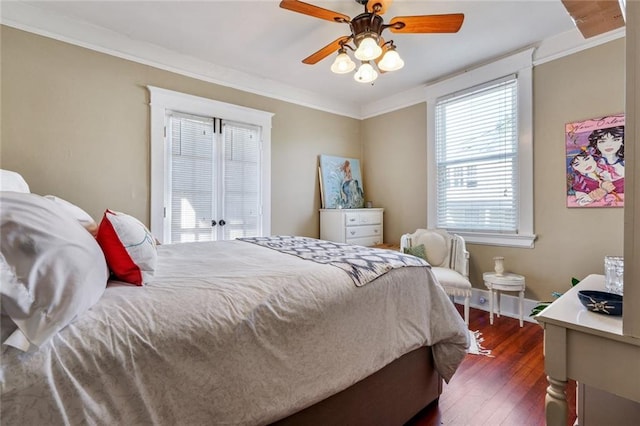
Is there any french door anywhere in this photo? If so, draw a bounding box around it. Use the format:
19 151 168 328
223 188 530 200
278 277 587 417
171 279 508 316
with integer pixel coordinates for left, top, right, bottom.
166 111 262 243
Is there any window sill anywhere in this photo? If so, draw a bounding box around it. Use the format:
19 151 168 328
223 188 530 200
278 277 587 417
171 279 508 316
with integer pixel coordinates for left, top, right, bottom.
454 231 537 248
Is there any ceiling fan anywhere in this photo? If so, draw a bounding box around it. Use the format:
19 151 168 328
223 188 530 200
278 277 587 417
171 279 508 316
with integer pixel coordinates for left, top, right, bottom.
279 0 464 83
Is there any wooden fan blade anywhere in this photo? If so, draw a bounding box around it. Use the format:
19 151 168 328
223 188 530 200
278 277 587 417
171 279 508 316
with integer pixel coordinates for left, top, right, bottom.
389 14 464 33
367 0 393 15
302 36 351 64
280 0 350 23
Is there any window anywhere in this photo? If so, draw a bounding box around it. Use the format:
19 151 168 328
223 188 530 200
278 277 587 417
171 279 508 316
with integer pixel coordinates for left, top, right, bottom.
435 76 518 232
426 49 536 248
167 113 262 243
148 86 273 243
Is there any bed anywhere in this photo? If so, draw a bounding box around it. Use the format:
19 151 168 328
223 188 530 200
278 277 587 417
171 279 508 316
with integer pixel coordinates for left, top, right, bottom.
0 175 468 425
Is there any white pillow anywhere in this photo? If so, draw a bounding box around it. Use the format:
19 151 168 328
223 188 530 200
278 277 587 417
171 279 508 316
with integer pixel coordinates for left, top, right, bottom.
0 169 30 193
96 210 157 286
0 192 109 351
44 195 98 236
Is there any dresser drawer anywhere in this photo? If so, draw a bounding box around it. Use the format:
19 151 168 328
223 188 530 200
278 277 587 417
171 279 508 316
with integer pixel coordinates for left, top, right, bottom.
345 224 382 239
346 236 382 247
345 211 382 226
320 208 384 247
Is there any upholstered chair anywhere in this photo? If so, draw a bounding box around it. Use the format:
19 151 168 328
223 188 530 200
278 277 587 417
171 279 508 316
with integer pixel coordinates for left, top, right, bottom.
400 229 472 325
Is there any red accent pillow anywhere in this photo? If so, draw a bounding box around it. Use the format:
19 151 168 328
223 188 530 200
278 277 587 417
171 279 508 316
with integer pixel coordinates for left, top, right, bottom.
96 210 157 285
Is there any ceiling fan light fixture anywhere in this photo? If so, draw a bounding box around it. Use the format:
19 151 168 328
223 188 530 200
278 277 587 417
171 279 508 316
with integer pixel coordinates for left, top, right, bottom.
330 50 356 74
354 35 382 61
280 0 465 84
378 46 404 72
354 61 378 83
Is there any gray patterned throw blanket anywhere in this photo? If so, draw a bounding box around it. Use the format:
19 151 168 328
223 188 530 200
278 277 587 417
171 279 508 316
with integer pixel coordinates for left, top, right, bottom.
238 236 429 287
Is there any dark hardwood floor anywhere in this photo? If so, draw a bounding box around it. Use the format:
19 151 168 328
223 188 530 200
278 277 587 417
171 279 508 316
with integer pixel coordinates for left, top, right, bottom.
406 306 577 426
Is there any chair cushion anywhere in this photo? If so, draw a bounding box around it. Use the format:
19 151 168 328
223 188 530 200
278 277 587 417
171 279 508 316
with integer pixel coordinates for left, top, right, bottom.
413 231 448 266
432 267 472 290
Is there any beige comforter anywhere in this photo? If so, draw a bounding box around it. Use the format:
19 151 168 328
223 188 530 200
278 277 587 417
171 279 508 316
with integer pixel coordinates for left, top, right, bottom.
1 239 468 425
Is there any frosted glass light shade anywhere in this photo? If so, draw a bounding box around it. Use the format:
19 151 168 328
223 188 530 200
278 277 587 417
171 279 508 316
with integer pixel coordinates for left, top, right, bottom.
378 49 404 72
330 52 356 74
354 62 378 83
354 36 383 61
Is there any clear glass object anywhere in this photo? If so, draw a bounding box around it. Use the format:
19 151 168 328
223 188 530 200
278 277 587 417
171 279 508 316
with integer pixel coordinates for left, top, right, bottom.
604 256 624 295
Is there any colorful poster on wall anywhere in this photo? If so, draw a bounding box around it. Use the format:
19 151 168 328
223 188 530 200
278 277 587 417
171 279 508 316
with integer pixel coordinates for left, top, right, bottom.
565 114 625 208
319 155 365 209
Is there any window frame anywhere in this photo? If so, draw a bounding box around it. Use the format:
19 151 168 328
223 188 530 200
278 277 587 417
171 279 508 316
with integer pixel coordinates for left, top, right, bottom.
425 49 536 248
148 86 273 243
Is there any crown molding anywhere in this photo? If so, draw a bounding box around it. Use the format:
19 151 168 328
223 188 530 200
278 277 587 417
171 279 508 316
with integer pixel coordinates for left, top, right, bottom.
360 85 426 119
0 1 627 120
362 27 625 118
532 26 625 66
0 1 363 119
361 26 626 118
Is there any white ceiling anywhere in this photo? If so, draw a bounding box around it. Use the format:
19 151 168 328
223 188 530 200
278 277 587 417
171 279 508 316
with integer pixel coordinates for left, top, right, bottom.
0 1 624 118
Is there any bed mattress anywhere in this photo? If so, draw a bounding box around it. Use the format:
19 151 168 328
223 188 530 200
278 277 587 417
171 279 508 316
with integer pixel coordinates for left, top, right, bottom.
1 239 468 425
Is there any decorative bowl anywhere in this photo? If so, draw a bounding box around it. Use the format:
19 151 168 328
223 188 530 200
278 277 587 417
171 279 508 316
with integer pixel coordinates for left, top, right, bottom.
577 290 623 316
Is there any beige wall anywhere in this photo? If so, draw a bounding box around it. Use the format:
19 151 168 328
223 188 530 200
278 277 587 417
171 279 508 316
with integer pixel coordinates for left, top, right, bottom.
362 103 427 242
0 26 361 238
0 25 626 303
363 39 625 301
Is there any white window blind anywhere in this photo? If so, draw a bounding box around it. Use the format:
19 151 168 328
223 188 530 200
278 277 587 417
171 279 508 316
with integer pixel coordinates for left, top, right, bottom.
221 120 261 240
169 112 216 243
435 75 519 233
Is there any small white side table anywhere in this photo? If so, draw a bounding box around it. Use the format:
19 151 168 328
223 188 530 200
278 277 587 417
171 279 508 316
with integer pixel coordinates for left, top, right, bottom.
483 272 526 327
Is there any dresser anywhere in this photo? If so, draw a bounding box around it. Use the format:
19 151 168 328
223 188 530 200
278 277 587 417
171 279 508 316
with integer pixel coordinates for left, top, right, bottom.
320 208 383 246
535 274 640 426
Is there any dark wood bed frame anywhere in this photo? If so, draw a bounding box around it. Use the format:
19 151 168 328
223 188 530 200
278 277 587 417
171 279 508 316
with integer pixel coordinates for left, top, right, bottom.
273 346 441 425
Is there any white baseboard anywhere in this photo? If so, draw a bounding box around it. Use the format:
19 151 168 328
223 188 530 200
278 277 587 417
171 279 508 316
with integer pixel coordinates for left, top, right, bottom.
453 288 539 324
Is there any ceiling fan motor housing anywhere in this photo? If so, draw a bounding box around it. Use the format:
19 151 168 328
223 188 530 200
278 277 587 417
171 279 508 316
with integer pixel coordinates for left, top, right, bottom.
352 13 384 45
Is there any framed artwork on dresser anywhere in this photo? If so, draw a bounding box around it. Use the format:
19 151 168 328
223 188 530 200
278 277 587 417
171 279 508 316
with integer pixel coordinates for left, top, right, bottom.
319 155 365 209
